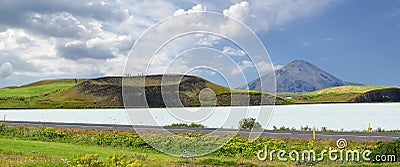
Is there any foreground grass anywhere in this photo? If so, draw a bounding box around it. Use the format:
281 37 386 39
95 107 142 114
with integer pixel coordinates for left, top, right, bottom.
0 137 176 166
0 125 399 166
0 137 260 166
0 137 399 167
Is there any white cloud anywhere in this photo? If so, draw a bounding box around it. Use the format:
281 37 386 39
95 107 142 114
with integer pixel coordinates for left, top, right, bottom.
223 1 252 22
256 61 276 74
0 62 13 78
0 0 339 87
174 4 207 16
26 12 88 38
222 46 246 56
196 35 221 46
230 60 253 75
243 0 336 32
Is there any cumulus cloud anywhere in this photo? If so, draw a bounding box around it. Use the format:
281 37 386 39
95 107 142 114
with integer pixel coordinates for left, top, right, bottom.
230 60 253 75
249 0 336 31
26 12 88 38
222 46 246 56
223 1 252 22
196 35 221 46
0 62 13 78
56 40 114 60
256 61 283 73
174 4 207 16
0 0 338 87
0 0 126 28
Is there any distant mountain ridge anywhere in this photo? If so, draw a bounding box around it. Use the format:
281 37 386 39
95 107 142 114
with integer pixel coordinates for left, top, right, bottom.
244 60 346 93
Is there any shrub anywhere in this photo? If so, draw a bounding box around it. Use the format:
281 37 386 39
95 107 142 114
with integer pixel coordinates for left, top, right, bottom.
239 118 262 130
73 154 106 167
371 139 400 163
168 123 206 128
0 124 5 132
72 154 144 167
107 154 143 167
37 127 69 141
197 158 237 166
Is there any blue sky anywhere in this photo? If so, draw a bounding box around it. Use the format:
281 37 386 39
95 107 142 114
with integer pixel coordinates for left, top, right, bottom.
0 0 399 88
262 0 400 86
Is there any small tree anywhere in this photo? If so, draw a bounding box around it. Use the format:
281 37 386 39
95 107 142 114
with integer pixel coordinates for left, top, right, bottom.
239 118 262 130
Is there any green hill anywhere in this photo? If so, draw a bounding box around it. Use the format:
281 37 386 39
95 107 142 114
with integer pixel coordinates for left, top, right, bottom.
0 76 290 109
3 77 397 108
0 79 84 97
292 85 398 103
0 79 89 108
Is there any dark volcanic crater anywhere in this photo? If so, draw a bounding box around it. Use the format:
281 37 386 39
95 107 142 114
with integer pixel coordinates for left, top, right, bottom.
64 75 286 107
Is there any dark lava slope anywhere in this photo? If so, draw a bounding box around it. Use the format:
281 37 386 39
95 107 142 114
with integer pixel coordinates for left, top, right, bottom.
351 88 400 103
63 75 289 107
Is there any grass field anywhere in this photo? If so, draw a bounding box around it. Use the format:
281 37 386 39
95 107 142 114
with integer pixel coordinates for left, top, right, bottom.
0 138 177 166
292 86 394 103
0 79 92 109
0 125 399 166
0 79 84 98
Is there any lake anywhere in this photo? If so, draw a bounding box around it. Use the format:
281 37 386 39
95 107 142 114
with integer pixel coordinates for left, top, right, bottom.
0 103 399 131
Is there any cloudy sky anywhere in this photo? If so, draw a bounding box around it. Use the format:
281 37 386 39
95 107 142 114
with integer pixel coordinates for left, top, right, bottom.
0 0 399 88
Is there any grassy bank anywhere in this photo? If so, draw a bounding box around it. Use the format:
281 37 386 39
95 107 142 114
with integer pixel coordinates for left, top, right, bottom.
292 86 394 103
0 124 399 166
0 79 91 109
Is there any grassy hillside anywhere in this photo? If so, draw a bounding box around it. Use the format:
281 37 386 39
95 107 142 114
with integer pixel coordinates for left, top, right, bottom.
292 85 395 103
0 79 90 108
0 76 291 109
0 79 83 97
1 78 397 108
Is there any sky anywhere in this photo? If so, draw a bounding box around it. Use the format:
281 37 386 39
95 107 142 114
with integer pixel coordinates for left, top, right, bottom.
0 0 399 88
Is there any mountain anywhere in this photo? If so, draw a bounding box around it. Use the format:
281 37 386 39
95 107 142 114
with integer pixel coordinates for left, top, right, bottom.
245 60 346 93
0 75 290 109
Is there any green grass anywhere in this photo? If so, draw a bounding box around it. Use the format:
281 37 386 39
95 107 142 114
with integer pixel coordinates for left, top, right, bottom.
0 79 91 109
276 92 302 98
0 125 399 166
231 89 265 95
0 137 175 166
0 138 131 159
292 85 394 103
302 86 391 96
0 79 82 98
0 79 100 109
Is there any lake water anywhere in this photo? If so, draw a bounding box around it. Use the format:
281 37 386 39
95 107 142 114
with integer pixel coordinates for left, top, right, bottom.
0 103 399 131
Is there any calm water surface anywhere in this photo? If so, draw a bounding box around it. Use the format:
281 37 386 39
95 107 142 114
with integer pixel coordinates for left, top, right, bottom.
0 103 399 130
